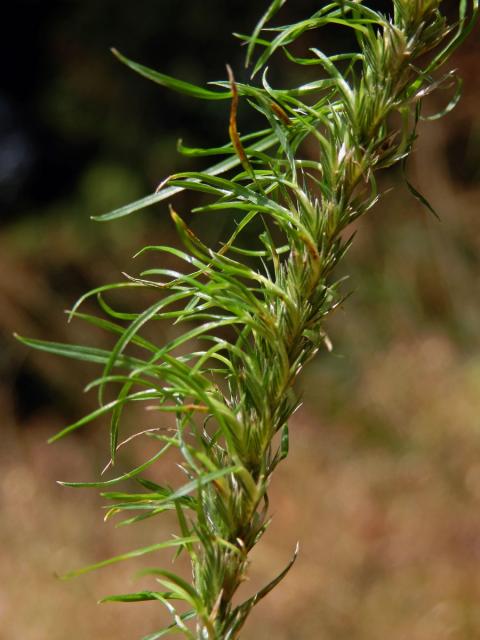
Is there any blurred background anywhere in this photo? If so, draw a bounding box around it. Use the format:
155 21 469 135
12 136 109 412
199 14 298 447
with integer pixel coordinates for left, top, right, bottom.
2 1 480 638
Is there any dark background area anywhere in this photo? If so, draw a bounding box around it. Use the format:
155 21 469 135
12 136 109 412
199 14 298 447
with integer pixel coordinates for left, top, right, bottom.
1 2 480 639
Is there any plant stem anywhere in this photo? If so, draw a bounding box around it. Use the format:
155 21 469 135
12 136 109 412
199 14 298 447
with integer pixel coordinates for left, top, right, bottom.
194 3 477 637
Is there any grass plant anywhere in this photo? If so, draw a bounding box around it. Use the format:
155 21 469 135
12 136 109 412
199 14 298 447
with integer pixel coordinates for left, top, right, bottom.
16 1 478 638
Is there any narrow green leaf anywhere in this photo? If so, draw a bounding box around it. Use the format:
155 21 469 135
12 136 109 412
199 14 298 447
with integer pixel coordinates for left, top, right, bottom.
60 536 199 579
142 611 197 640
137 568 202 606
14 334 144 369
112 48 231 100
246 0 287 68
59 441 172 488
100 591 167 603
48 389 161 444
92 133 278 221
402 159 440 220
144 465 241 505
142 611 196 640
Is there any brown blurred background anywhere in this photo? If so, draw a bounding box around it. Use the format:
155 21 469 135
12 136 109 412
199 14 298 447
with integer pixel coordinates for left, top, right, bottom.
2 2 480 638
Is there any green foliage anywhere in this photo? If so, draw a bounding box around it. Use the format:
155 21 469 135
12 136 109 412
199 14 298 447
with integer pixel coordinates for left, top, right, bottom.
16 1 478 639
